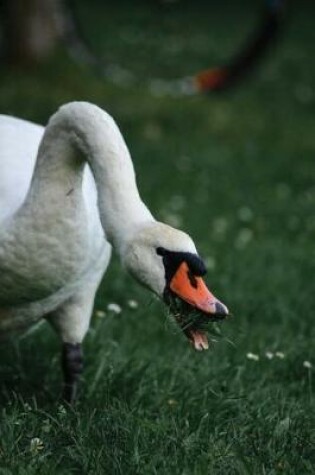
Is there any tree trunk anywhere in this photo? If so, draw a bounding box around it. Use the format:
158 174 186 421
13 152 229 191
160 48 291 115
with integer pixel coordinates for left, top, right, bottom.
2 0 59 65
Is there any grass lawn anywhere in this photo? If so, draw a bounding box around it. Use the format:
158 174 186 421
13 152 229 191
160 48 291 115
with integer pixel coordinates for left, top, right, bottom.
0 0 315 473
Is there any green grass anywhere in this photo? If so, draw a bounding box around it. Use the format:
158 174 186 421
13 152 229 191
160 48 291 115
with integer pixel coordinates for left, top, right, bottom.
0 0 315 473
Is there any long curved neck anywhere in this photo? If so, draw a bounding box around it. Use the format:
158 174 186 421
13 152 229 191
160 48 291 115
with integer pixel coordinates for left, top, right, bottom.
27 102 154 252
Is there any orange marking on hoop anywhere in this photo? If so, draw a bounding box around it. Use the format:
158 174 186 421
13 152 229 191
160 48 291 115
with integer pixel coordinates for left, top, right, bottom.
195 68 228 92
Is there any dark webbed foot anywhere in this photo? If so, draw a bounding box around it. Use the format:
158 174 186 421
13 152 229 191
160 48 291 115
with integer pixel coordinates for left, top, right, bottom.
62 342 83 403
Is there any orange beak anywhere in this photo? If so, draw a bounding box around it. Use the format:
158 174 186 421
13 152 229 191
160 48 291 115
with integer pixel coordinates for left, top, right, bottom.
169 262 228 316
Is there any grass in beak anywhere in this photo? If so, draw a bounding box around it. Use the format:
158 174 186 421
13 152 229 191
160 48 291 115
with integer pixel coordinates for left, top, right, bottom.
165 294 225 340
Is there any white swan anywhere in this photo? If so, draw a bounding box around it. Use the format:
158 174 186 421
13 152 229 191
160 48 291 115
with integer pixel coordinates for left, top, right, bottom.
0 102 228 401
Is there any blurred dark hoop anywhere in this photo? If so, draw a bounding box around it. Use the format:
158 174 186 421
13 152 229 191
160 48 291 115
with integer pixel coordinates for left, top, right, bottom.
194 0 286 93
57 0 286 95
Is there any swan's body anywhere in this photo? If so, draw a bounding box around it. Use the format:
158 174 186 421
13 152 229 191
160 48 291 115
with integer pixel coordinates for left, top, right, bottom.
0 109 112 339
0 102 228 401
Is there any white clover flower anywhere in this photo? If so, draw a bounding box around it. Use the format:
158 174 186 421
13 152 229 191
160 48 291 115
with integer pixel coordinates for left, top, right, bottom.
30 438 44 454
57 404 67 416
95 310 106 318
164 213 182 228
167 399 178 407
275 351 285 359
170 195 186 211
176 155 191 172
246 352 260 361
295 84 313 104
213 217 228 236
238 206 253 222
235 228 253 250
127 299 138 310
143 122 162 141
107 303 122 314
42 419 52 434
303 361 312 369
205 256 216 271
276 183 291 200
265 351 274 360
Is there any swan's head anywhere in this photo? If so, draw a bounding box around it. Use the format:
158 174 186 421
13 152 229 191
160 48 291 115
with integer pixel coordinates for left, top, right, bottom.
122 222 229 350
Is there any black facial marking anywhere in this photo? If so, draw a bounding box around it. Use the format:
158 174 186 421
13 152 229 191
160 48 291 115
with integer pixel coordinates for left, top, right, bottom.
156 247 207 287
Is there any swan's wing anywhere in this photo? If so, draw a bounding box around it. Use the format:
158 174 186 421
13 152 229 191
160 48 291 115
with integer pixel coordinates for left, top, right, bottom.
0 115 44 223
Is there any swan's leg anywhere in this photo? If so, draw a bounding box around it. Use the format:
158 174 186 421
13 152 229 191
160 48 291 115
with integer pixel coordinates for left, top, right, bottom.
47 246 111 402
62 342 83 403
47 282 100 403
